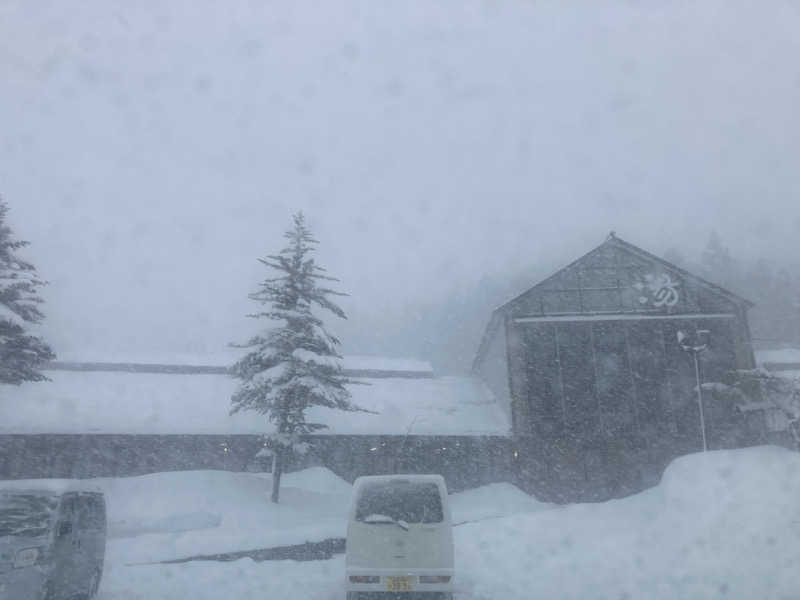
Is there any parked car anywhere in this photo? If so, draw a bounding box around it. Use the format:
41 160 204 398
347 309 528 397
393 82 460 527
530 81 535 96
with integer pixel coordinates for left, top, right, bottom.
0 481 106 600
345 474 454 600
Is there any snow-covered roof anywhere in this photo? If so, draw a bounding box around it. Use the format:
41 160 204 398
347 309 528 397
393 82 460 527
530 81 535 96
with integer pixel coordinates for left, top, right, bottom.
48 352 434 377
756 348 800 366
0 371 510 436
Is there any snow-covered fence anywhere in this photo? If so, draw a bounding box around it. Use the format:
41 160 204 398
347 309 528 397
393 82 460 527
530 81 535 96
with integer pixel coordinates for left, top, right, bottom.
0 434 263 479
44 358 435 379
0 433 513 493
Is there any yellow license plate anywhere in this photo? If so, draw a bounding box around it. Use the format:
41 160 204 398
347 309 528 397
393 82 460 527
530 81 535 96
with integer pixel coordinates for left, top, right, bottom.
386 576 414 592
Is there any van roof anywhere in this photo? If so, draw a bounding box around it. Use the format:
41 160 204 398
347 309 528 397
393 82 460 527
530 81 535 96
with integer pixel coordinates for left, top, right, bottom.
0 479 103 496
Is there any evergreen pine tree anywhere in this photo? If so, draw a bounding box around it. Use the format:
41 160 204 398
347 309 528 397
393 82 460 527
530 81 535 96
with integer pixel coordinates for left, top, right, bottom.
0 199 55 384
663 246 689 270
701 231 739 291
744 258 776 342
230 212 362 503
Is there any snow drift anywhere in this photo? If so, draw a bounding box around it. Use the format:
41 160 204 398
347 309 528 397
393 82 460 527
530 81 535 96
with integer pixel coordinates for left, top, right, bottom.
457 445 800 600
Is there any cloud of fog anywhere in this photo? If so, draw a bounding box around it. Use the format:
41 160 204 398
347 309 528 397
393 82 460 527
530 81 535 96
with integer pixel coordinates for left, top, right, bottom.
1 0 799 364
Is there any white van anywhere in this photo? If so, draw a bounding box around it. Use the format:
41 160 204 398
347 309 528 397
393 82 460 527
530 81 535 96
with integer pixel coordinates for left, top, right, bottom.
345 474 454 600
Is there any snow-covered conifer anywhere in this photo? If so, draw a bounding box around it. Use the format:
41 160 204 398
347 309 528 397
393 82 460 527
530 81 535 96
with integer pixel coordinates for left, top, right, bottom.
230 212 362 503
0 198 55 384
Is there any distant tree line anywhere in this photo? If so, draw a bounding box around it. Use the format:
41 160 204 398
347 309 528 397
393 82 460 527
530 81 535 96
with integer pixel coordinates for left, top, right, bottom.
665 231 800 347
365 231 800 374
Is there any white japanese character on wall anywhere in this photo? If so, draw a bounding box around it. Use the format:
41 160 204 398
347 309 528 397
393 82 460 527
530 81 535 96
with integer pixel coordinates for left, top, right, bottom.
633 273 680 308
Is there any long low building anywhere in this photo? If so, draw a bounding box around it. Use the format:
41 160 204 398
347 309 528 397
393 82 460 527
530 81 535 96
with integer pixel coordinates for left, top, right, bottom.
0 356 512 492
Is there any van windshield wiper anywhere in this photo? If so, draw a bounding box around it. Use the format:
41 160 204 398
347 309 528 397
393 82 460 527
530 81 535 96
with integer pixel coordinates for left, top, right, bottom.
362 514 410 531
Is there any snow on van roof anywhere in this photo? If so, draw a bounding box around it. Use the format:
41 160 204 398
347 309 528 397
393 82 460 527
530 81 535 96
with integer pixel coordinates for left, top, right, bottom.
0 371 510 436
353 474 446 485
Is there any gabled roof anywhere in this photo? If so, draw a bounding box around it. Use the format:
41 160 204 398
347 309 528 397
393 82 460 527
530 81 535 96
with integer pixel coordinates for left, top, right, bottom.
496 233 754 314
472 233 754 374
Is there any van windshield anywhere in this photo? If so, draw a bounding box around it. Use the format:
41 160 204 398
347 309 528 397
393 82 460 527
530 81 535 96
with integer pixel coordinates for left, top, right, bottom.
0 492 58 538
355 481 443 524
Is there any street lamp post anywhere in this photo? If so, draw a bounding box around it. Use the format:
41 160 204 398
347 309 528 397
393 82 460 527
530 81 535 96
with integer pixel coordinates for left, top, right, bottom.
678 329 710 452
394 415 420 473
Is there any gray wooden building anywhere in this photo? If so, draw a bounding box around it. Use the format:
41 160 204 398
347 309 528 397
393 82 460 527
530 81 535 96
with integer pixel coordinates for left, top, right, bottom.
473 234 761 502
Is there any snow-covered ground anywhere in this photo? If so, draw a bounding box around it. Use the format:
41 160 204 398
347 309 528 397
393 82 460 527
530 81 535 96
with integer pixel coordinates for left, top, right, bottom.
88 466 555 599
457 446 800 599
100 467 352 565
0 371 509 435
88 468 543 566
5 445 798 599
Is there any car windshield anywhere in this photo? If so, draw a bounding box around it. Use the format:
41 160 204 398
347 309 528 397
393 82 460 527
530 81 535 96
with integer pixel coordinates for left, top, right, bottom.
356 481 443 524
0 492 58 538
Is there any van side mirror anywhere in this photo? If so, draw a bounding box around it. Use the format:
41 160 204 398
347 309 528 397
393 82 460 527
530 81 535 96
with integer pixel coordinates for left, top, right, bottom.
58 521 73 537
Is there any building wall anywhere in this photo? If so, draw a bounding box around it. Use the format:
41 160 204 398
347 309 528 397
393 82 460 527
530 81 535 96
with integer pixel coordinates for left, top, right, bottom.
0 434 513 494
495 239 761 502
515 317 747 434
507 319 760 502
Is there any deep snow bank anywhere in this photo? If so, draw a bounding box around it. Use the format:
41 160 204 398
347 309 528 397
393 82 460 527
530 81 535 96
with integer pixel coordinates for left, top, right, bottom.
456 446 800 600
449 482 551 524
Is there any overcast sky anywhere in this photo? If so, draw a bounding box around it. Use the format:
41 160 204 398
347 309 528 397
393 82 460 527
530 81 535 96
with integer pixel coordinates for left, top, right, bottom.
1 0 799 361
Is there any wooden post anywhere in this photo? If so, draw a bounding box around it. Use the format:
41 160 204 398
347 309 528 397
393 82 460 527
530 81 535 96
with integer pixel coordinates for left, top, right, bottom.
553 324 568 426
588 323 603 431
623 323 641 434
658 326 678 434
